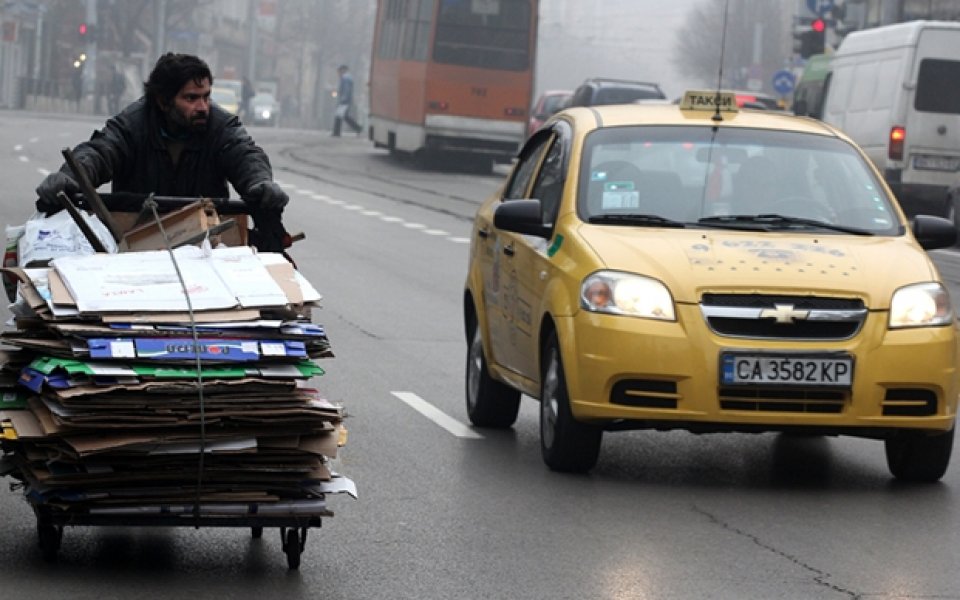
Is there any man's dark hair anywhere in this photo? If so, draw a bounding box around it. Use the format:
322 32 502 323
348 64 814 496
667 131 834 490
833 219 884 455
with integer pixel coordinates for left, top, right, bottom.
143 53 213 107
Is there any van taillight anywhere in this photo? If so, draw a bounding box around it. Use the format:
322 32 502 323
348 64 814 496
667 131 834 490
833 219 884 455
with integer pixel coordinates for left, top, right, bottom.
889 126 905 161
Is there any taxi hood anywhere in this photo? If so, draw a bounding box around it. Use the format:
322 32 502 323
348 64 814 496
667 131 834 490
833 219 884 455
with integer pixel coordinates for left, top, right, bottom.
576 226 939 308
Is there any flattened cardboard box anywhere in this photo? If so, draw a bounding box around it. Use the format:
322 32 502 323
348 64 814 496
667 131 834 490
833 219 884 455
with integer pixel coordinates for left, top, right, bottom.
119 200 233 252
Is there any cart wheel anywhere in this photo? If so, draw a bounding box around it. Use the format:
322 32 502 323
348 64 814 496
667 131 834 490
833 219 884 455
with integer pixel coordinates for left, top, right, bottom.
251 526 263 539
280 527 308 570
37 522 62 563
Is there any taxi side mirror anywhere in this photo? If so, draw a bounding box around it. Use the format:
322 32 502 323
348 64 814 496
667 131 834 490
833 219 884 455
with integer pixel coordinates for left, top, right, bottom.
912 214 957 250
494 199 551 238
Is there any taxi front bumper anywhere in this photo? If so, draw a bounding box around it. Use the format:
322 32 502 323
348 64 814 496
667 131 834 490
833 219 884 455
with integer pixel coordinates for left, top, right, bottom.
556 305 959 435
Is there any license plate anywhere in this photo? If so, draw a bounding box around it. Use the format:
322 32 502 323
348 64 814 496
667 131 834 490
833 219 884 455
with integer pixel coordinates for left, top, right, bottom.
720 353 853 387
913 154 960 172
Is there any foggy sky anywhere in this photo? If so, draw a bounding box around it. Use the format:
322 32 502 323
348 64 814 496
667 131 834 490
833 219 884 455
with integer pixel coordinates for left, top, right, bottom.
537 0 710 98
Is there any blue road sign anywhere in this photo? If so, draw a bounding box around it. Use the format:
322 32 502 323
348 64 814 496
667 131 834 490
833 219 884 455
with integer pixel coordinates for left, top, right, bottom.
772 70 796 95
806 0 834 17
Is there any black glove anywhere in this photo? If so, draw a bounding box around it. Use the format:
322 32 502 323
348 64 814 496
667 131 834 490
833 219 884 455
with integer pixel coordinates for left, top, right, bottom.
245 181 289 210
35 171 80 214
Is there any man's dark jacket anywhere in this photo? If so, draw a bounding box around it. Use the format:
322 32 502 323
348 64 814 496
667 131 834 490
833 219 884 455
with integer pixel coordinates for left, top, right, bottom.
61 97 271 199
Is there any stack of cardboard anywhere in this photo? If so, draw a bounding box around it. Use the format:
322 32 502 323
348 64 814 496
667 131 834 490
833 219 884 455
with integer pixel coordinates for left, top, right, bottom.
0 245 355 519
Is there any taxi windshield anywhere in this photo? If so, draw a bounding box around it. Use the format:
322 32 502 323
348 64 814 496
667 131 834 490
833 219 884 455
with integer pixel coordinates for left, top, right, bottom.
578 126 902 235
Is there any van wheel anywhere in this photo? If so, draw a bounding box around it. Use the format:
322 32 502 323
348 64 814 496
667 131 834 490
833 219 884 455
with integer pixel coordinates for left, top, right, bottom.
465 320 520 427
885 427 954 482
540 333 602 473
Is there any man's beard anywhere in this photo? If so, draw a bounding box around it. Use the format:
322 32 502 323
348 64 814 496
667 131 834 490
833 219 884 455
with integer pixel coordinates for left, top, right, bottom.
166 106 208 135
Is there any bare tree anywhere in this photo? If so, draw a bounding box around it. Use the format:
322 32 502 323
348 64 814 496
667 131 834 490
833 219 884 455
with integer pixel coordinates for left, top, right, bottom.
672 0 793 93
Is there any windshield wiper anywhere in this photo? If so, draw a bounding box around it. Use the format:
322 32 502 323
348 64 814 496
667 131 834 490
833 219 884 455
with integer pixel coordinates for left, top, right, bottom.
698 214 875 236
588 213 686 228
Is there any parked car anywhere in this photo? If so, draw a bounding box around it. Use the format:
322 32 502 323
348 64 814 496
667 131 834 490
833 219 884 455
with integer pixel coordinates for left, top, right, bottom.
730 91 782 111
566 77 665 108
249 92 280 126
528 90 572 136
463 90 959 480
211 86 240 116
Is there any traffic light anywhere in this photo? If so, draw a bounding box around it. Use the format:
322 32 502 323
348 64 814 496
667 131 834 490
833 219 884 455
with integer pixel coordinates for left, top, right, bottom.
77 22 95 42
798 18 826 59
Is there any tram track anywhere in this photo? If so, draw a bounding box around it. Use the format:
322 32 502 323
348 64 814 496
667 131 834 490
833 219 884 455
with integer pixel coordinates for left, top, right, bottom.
275 141 500 223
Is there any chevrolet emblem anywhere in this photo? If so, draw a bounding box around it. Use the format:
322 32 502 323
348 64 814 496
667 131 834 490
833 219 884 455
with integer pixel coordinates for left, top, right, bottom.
759 304 810 324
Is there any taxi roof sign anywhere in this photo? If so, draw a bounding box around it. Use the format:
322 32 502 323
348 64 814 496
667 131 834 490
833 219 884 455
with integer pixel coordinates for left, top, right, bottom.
680 90 739 112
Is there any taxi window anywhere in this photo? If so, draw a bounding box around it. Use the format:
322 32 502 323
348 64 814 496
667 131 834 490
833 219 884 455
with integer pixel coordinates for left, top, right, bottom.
578 126 900 234
530 138 564 226
505 134 552 200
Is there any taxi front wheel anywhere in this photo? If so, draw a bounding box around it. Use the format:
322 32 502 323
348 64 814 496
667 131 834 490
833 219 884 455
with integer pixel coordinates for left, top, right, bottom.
884 427 954 482
465 321 520 428
540 333 602 473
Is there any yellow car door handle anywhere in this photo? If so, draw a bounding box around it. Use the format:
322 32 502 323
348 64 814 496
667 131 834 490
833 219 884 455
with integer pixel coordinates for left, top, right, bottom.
503 243 515 256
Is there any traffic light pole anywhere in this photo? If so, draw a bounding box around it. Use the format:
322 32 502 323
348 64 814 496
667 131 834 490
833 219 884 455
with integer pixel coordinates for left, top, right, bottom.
84 0 97 105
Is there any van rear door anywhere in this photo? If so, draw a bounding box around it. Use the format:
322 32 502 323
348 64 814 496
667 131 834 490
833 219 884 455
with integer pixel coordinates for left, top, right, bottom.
904 29 960 190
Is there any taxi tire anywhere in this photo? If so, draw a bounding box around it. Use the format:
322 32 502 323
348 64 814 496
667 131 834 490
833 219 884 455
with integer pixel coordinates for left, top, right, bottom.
884 427 954 483
540 333 602 473
465 322 520 428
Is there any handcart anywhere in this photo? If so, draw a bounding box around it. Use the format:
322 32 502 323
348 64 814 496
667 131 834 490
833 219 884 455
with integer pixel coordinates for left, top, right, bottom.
1 183 352 570
33 503 326 569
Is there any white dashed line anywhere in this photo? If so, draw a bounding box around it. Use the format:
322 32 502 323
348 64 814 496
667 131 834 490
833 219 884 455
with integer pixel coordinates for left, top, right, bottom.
390 392 483 439
295 187 469 245
14 144 23 151
37 168 50 176
18 156 29 162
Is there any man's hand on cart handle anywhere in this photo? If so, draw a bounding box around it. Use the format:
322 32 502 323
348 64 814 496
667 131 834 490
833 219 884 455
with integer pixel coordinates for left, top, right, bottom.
245 181 289 210
36 172 80 215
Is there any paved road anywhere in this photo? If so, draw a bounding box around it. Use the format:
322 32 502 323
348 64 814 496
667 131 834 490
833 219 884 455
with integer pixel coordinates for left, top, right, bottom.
1 111 959 599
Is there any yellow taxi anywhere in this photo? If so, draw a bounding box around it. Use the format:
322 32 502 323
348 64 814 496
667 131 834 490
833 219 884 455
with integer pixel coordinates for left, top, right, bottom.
211 85 240 116
463 90 960 480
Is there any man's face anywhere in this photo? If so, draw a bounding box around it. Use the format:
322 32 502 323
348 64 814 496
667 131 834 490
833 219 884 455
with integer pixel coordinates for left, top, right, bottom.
162 77 211 134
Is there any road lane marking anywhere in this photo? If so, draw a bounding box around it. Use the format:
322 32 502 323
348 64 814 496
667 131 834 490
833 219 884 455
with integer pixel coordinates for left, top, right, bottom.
286 184 472 245
390 391 483 439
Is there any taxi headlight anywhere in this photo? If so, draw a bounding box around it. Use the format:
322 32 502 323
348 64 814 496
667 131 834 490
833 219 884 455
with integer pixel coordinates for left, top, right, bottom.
889 282 953 328
580 271 675 321
260 109 271 119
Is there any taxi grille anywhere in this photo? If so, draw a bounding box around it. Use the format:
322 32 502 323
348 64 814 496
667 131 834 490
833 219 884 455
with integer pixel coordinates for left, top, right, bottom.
719 387 846 413
700 294 866 340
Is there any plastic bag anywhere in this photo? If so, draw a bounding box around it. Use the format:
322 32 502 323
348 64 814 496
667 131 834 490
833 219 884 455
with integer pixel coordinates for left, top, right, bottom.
17 210 117 268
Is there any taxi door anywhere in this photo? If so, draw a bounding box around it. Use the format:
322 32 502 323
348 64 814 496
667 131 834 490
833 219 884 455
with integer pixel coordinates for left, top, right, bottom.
482 131 553 373
498 128 567 379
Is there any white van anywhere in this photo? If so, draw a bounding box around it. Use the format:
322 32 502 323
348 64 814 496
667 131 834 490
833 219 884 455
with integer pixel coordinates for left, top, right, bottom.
821 21 960 222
